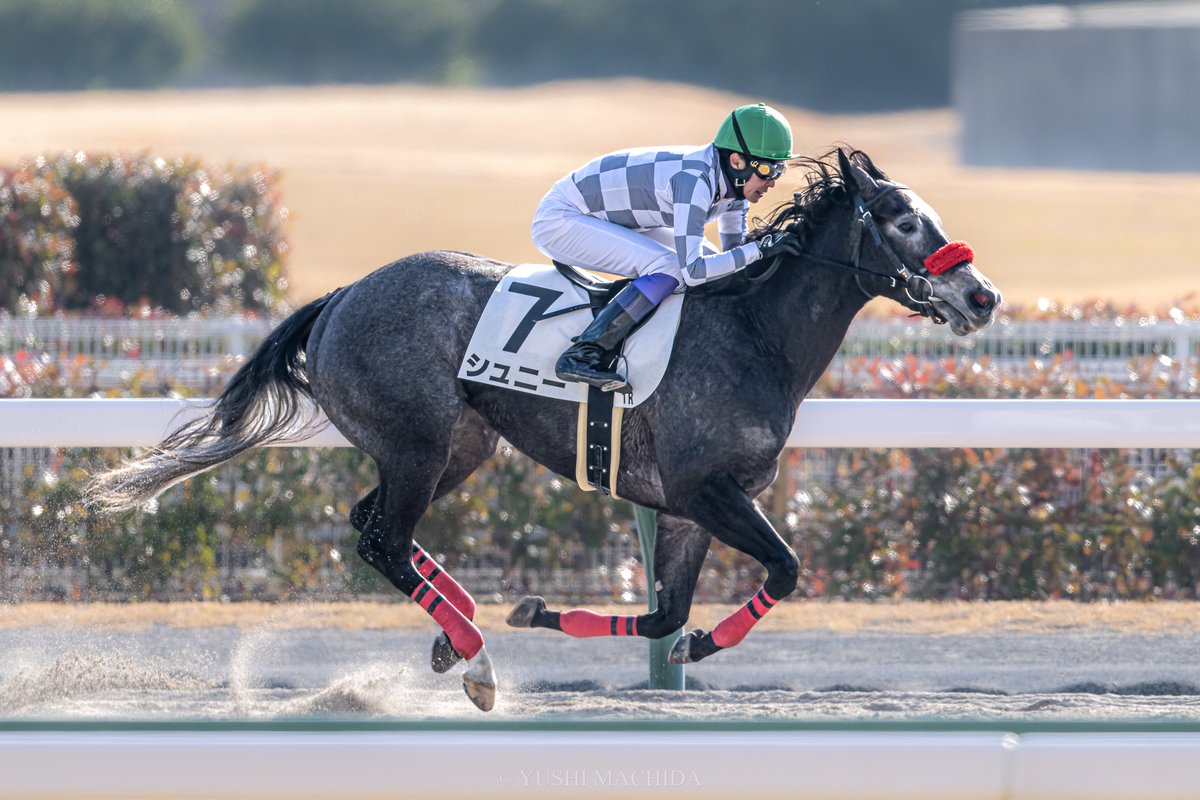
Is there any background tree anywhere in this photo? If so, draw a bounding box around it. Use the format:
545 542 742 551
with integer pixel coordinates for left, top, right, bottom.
0 0 201 91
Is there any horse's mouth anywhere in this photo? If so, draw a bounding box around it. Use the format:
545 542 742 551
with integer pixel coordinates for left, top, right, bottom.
933 297 993 336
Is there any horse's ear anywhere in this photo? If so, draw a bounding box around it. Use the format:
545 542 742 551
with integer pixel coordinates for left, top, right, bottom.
837 147 878 199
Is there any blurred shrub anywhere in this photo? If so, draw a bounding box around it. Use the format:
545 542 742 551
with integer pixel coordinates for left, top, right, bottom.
0 0 201 91
224 0 473 85
0 167 76 314
0 153 290 316
780 446 1200 602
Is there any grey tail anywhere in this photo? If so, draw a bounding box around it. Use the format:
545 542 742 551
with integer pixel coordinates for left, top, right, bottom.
86 290 342 513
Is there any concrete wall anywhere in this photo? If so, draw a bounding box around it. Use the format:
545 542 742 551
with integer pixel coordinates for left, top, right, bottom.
955 3 1200 172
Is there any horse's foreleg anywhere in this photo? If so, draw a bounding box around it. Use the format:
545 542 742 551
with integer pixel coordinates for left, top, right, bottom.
506 597 646 637
507 514 711 644
670 472 799 664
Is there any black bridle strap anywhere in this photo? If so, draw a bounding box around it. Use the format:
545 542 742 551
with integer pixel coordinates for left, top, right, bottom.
797 251 899 288
852 186 913 282
791 181 948 324
796 183 914 288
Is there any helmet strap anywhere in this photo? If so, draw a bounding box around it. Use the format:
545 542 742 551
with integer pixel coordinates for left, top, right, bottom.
718 148 753 200
730 111 754 157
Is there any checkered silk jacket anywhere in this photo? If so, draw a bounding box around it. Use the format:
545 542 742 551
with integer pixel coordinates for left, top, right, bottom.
554 144 764 286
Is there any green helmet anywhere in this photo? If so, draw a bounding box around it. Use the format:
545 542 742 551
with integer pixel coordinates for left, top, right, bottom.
714 103 795 161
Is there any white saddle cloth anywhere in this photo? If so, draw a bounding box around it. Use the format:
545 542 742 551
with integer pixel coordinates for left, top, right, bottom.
457 263 682 408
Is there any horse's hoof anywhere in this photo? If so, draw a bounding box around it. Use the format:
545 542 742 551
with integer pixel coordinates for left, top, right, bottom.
668 631 697 664
431 631 462 674
462 648 497 712
669 629 722 664
506 596 545 628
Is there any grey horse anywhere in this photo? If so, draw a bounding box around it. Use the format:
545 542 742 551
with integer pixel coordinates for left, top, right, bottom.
87 148 1001 711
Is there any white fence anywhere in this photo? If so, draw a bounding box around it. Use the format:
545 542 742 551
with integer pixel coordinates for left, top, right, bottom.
3 397 1198 450
4 316 1197 388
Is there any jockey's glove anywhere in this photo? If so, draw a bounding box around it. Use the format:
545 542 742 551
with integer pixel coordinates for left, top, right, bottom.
756 231 803 260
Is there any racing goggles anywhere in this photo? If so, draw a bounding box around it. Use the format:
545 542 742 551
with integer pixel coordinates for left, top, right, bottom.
748 158 786 181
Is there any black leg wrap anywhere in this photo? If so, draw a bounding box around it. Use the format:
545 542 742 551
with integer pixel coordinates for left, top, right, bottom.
536 609 562 631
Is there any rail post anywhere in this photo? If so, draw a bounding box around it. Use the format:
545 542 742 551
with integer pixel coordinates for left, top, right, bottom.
633 504 685 690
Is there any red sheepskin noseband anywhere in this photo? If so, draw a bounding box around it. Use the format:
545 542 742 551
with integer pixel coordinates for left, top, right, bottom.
924 241 974 275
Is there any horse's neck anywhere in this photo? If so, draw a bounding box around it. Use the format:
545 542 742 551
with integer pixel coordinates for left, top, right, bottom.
753 226 867 400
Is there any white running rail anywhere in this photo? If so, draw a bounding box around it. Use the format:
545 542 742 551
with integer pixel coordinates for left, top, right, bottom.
0 727 1198 799
2 397 1198 449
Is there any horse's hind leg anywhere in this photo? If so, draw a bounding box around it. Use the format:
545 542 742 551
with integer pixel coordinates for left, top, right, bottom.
508 514 711 645
353 489 476 670
668 472 799 664
415 412 499 673
353 412 499 702
357 462 496 711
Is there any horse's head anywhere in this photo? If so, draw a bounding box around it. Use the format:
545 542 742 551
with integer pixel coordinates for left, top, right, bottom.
835 148 1001 335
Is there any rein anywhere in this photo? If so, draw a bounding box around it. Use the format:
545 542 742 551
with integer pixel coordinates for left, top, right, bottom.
792 182 949 325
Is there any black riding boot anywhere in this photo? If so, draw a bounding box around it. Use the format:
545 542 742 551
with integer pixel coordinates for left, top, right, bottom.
555 289 642 392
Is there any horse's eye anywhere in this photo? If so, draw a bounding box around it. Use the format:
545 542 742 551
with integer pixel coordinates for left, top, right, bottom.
897 220 917 235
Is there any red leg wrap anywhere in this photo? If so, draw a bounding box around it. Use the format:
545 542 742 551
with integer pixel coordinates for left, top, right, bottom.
412 547 476 620
711 588 778 649
409 582 483 660
559 609 639 638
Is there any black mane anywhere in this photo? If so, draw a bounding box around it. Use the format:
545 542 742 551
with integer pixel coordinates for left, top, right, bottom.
748 147 890 244
689 148 887 296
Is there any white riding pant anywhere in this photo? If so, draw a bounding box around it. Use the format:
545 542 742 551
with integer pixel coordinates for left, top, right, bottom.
531 184 717 283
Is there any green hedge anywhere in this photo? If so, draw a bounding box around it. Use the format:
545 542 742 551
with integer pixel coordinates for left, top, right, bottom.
0 166 75 314
0 153 290 316
784 447 1200 601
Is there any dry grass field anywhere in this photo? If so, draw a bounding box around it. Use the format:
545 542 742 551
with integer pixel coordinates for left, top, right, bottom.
1 80 1197 310
3 599 1199 635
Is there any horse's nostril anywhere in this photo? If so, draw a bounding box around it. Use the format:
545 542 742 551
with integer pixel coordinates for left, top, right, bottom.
970 290 995 314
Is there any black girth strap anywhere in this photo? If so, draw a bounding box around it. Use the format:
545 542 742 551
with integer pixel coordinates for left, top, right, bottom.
586 385 614 494
575 385 624 498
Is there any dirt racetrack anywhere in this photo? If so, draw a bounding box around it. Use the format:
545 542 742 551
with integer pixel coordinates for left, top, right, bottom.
2 601 1200 721
1 80 1197 310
